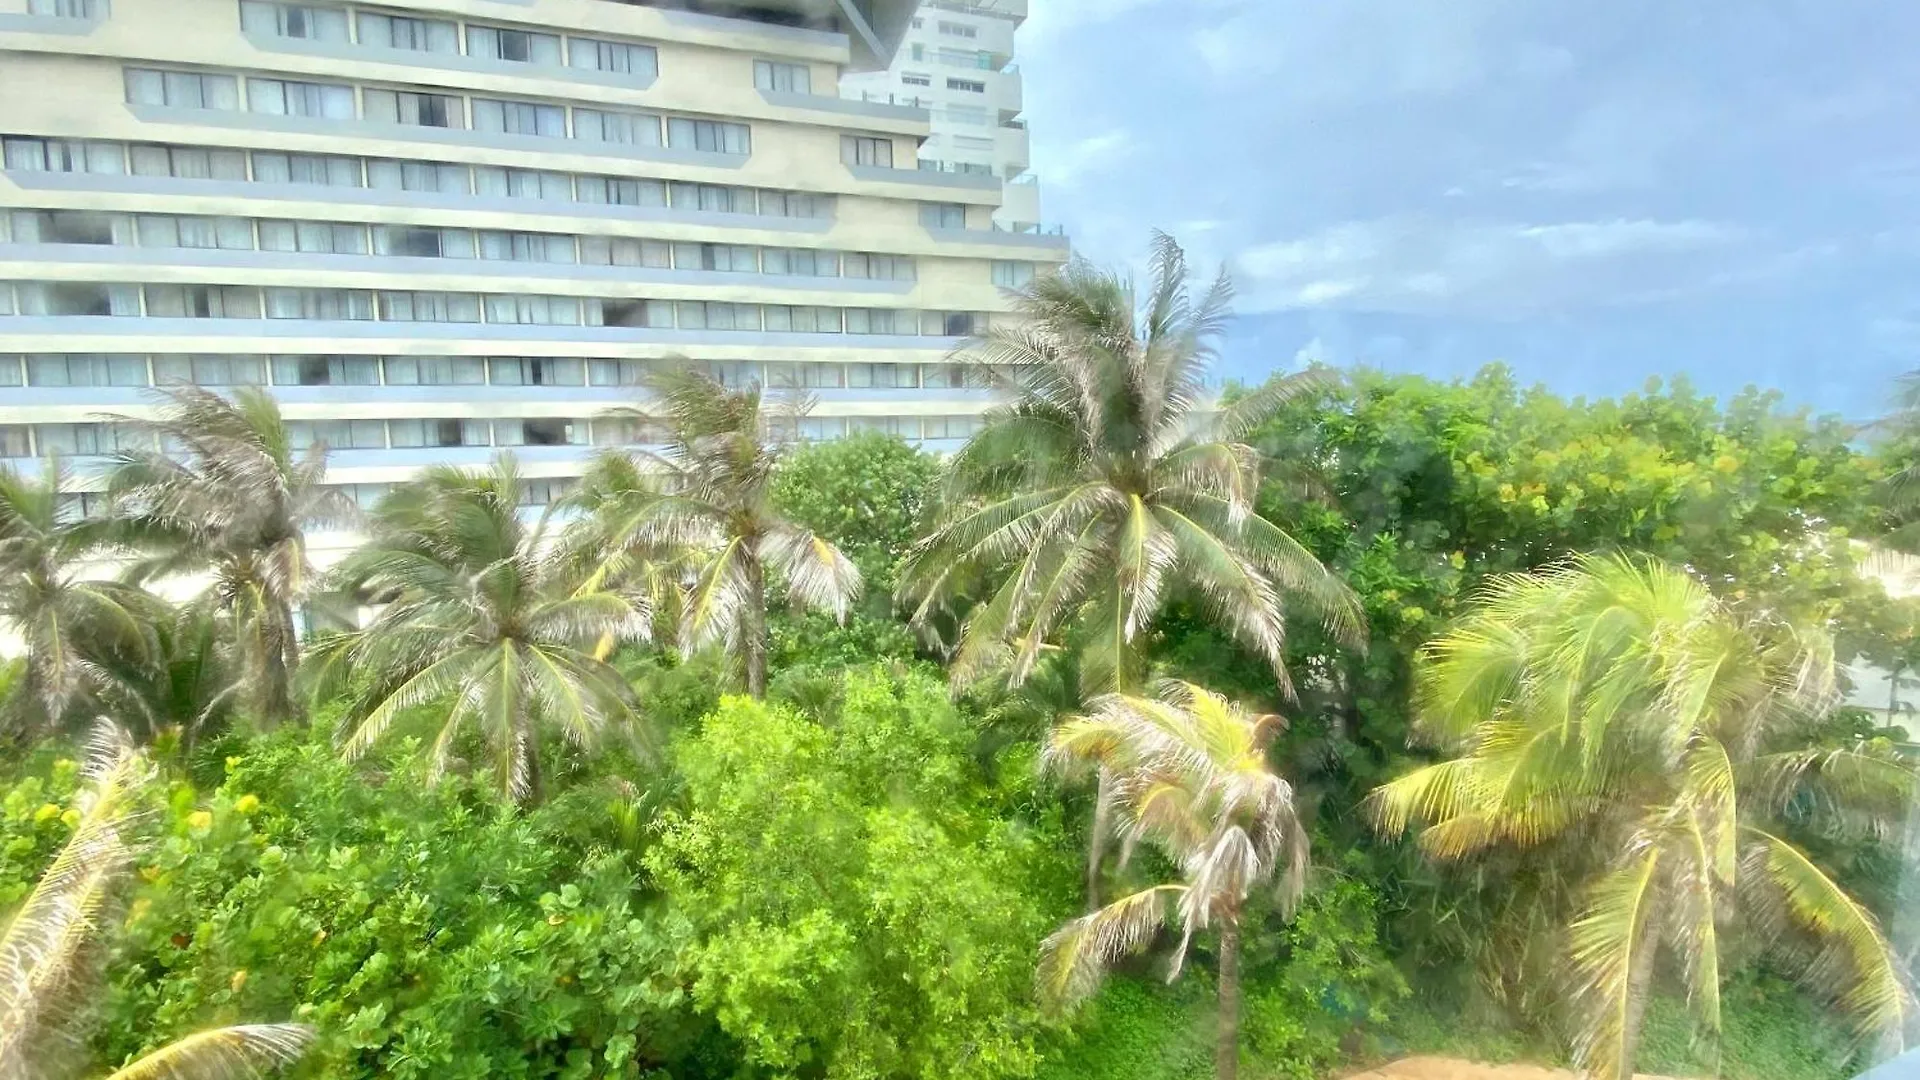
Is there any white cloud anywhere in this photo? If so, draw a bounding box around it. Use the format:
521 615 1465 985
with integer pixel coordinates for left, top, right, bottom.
1234 217 1749 318
1044 129 1137 189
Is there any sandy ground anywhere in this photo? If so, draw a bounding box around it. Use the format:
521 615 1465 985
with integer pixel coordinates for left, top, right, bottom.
1342 1056 1686 1080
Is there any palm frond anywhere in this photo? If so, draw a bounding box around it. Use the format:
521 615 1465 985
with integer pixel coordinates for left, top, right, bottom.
1035 884 1185 1013
1568 841 1663 1080
102 1023 314 1080
1742 827 1914 1046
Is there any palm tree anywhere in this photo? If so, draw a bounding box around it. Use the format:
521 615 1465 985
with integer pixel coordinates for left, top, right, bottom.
103 385 342 727
1370 554 1917 1080
900 232 1361 901
568 370 861 698
308 458 651 803
0 461 161 740
1038 681 1307 1080
0 723 312 1078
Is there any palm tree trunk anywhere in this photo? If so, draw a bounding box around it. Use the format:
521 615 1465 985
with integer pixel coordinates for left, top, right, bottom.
743 553 769 699
1216 916 1242 1080
1085 767 1113 911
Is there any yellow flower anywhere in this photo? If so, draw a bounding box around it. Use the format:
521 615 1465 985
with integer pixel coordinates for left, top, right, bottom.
1497 483 1516 502
234 794 261 815
33 802 61 824
1713 453 1739 474
187 810 213 832
59 809 79 828
230 969 249 994
224 756 242 771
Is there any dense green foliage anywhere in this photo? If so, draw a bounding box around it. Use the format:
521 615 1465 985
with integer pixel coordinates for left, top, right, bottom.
0 355 1914 1080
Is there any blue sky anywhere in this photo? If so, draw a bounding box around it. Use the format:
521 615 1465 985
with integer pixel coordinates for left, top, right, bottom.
1016 0 1918 420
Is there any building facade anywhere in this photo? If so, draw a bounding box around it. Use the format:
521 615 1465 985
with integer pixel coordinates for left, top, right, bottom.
838 0 1039 234
0 0 1068 557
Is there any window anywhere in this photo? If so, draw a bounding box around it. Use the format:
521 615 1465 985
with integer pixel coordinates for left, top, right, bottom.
271 355 378 385
759 190 831 219
253 151 361 186
992 260 1037 289
478 231 574 263
848 362 920 389
569 37 656 79
845 253 915 281
798 417 845 441
472 98 567 138
373 225 474 258
256 220 365 254
517 478 575 506
592 298 673 328
2 138 124 174
152 354 267 385
937 20 978 37
131 145 248 180
484 295 580 325
592 416 669 446
363 89 464 128
138 215 253 250
673 242 757 273
389 417 488 448
494 418 577 447
0 427 29 457
763 305 841 333
383 356 483 385
36 424 120 457
29 0 108 16
846 308 908 335
934 311 977 336
9 210 128 245
901 73 931 87
379 292 480 322
125 69 240 110
667 118 750 155
0 357 19 386
921 416 982 440
246 77 356 119
468 25 562 65
842 135 894 168
487 357 584 386
588 358 655 386
367 159 468 193
920 202 967 229
355 12 457 52
474 166 571 201
669 181 751 214
239 2 348 42
940 103 991 126
288 419 385 450
573 109 661 147
26 354 146 387
16 283 140 316
576 175 667 206
580 236 670 267
947 78 986 93
772 362 842 389
763 248 839 277
753 59 811 94
263 288 373 320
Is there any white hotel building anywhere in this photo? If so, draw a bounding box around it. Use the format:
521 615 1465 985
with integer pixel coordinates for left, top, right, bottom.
839 0 1042 234
0 0 1069 536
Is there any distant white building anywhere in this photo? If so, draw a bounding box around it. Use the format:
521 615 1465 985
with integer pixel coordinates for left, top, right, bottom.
840 0 1047 239
1844 546 1920 738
